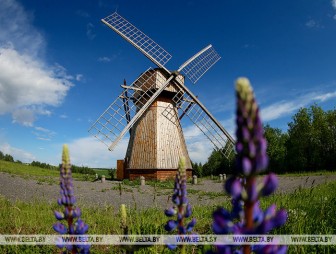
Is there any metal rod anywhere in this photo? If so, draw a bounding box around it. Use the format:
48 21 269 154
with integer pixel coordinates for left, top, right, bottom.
178 44 212 71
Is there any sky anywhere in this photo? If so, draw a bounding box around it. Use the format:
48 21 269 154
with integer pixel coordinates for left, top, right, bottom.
0 0 336 168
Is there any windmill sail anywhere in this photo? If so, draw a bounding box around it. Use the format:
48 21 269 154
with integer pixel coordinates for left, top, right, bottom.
162 82 235 159
178 44 221 84
89 68 157 149
102 12 172 69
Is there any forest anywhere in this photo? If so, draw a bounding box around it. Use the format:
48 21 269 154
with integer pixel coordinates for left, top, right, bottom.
193 104 336 176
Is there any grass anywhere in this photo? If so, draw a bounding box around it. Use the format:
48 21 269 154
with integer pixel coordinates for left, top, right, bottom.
1 161 336 253
93 169 112 177
0 160 94 182
0 178 335 253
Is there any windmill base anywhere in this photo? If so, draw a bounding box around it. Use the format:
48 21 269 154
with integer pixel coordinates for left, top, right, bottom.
126 168 192 181
116 160 192 181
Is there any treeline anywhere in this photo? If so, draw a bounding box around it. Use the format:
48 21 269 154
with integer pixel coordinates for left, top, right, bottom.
30 161 97 175
31 161 58 170
192 104 336 176
66 165 96 175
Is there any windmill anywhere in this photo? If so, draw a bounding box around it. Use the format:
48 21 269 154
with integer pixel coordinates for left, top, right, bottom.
89 12 235 180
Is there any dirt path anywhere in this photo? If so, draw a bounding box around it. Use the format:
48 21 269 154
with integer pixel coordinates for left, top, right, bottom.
0 172 335 210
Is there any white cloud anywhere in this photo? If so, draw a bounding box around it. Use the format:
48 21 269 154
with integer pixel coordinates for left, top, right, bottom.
183 125 211 162
59 114 68 119
12 108 36 126
261 90 336 122
0 143 36 162
0 47 73 125
187 140 213 163
261 100 302 122
332 0 336 9
183 125 203 139
313 91 336 102
65 137 128 168
182 119 234 164
0 0 74 126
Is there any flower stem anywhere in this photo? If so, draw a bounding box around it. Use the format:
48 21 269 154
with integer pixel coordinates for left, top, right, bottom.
243 176 255 254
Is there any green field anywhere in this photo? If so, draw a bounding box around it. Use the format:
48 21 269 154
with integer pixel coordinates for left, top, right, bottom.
0 160 94 182
0 162 335 253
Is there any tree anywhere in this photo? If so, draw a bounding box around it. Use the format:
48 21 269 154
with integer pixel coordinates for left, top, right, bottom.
285 105 335 172
264 125 288 174
3 154 14 162
286 107 312 172
191 161 203 177
0 151 4 160
310 105 328 170
325 109 336 170
202 145 234 176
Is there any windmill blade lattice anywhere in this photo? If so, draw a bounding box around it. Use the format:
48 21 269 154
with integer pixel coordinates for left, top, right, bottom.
179 44 221 84
89 68 160 150
162 87 235 159
102 12 172 68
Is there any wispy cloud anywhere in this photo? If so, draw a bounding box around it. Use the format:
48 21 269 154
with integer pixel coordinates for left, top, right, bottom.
76 10 90 18
86 23 96 40
0 0 44 56
75 74 84 81
305 19 322 29
98 56 112 62
0 0 74 127
313 91 336 102
32 126 56 141
97 54 119 63
332 0 336 19
0 143 35 162
261 90 336 122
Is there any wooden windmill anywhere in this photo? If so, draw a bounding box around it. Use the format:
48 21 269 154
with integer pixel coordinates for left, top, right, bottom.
89 12 235 180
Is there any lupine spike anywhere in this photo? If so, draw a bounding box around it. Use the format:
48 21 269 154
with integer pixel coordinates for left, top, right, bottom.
164 157 196 252
209 78 287 254
53 145 90 253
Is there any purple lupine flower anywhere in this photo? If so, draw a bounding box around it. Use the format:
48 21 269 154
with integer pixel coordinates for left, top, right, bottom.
53 145 90 254
210 78 287 254
164 157 196 253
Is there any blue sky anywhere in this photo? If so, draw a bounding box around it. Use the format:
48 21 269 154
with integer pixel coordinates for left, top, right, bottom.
0 0 336 168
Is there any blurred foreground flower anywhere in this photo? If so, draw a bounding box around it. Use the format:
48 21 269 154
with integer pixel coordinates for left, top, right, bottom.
210 78 287 254
53 145 90 254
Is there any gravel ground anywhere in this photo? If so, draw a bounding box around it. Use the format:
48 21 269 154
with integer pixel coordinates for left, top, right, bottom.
0 172 335 210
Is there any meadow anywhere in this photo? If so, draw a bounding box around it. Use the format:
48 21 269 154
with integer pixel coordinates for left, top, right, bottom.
0 161 335 253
